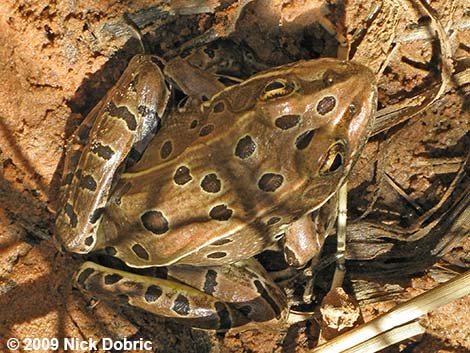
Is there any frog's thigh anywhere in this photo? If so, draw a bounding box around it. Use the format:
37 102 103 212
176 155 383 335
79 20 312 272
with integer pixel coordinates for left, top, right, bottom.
55 55 170 254
75 259 286 330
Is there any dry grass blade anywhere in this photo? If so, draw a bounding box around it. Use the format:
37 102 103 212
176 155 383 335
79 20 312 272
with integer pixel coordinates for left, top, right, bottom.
311 270 470 353
341 322 425 353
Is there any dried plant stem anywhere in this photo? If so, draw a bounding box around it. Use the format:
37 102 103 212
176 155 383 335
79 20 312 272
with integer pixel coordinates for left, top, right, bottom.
312 270 470 353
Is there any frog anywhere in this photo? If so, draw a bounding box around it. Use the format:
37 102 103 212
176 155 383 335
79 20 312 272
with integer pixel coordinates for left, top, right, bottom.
54 53 377 330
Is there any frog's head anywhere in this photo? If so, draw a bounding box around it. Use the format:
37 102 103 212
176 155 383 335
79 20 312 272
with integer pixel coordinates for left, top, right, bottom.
230 58 377 211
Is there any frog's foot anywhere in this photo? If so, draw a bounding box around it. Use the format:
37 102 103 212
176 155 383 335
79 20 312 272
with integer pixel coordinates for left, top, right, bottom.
74 259 287 330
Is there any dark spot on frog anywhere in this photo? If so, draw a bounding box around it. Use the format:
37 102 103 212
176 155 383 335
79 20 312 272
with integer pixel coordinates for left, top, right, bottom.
207 252 227 259
215 302 232 330
64 203 77 227
117 294 130 304
63 172 74 185
238 305 252 316
295 130 315 150
201 173 221 193
105 246 117 256
106 101 137 131
172 294 190 316
104 273 122 285
84 236 94 246
89 207 105 224
275 114 301 130
190 119 198 129
174 166 192 185
254 279 281 316
132 243 150 260
144 285 163 303
258 173 284 192
213 101 225 113
160 140 172 159
267 216 281 226
91 142 115 160
209 204 233 221
79 174 97 191
316 96 336 115
141 210 169 235
203 269 218 295
235 135 256 159
199 124 214 136
76 267 94 286
211 238 233 246
77 124 92 142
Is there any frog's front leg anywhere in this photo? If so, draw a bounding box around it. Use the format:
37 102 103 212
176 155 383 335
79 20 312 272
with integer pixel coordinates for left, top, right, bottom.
55 55 170 254
74 259 287 330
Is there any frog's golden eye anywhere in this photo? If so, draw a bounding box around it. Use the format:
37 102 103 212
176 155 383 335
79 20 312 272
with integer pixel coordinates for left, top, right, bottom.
322 70 341 86
319 141 346 175
260 79 295 100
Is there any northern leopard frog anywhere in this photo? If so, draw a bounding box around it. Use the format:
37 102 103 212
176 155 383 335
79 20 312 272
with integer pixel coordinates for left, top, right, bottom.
55 53 377 330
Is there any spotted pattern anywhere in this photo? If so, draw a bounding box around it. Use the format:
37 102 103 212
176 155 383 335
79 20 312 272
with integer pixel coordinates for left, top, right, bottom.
117 294 129 304
207 252 227 259
90 142 115 160
211 238 233 246
172 294 190 316
144 285 163 302
201 173 221 193
258 173 284 192
174 166 192 185
213 101 225 113
76 268 94 286
190 119 198 129
141 210 169 235
64 203 78 227
105 246 117 256
104 273 122 285
295 130 315 150
267 217 281 226
209 204 233 221
107 102 137 131
274 114 301 130
77 124 92 142
215 302 232 330
63 172 74 185
317 96 336 115
84 236 94 246
203 269 218 295
160 140 172 159
254 279 281 316
79 175 97 191
89 207 105 224
132 243 150 260
235 135 256 159
199 124 214 137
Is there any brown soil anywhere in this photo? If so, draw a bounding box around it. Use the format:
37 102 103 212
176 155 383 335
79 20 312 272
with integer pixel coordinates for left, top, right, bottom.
0 1 469 353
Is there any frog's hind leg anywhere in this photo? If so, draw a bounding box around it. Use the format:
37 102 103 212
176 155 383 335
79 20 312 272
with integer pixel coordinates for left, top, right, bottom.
55 55 170 255
74 259 287 330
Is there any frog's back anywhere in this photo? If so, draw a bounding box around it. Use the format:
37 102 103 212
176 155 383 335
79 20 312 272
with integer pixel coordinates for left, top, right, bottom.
96 58 376 268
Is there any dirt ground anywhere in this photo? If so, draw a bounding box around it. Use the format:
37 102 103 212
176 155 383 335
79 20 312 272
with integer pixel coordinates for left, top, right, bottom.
0 1 469 352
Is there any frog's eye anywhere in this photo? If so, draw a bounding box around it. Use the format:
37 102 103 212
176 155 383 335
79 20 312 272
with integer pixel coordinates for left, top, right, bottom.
319 141 346 175
260 79 295 100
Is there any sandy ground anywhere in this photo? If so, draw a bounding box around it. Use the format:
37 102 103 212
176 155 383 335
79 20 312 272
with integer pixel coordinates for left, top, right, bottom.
0 1 469 352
